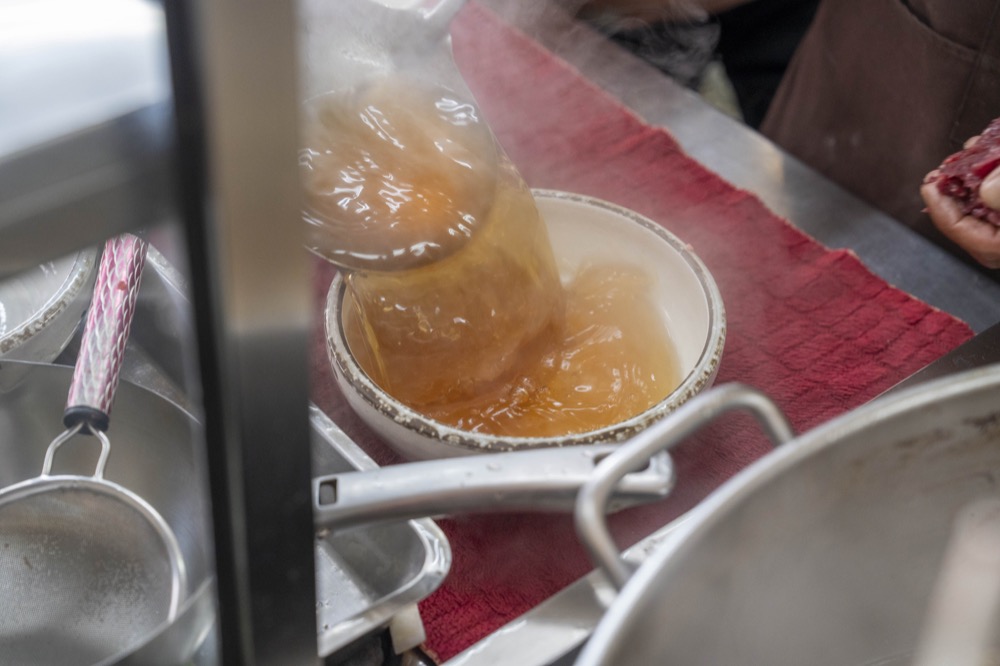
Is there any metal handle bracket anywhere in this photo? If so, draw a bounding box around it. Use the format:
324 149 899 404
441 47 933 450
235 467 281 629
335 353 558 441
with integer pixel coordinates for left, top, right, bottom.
575 383 795 590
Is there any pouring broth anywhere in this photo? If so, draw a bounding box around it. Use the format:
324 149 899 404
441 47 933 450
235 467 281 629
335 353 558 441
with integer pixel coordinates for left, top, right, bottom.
304 78 682 438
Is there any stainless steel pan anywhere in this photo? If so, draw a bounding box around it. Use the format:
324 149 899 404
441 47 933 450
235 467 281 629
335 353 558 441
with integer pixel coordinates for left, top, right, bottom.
0 360 215 666
574 366 1000 665
107 232 677 661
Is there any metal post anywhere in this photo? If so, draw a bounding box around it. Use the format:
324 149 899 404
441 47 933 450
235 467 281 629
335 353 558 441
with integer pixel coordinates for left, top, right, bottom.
163 0 320 663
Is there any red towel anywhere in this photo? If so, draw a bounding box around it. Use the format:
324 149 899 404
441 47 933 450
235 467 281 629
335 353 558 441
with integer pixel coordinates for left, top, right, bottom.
310 2 973 661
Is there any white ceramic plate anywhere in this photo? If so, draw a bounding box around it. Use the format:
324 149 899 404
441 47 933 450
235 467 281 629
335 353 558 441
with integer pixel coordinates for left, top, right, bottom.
326 190 726 459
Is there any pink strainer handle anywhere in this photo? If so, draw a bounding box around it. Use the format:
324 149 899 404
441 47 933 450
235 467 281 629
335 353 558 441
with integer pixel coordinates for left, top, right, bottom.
64 233 149 432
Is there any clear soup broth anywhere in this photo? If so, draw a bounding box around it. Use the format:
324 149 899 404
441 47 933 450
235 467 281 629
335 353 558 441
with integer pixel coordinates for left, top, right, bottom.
303 78 681 438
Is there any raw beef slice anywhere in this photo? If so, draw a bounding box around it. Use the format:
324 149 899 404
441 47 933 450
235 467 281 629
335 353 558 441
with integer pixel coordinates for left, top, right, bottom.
935 117 1000 226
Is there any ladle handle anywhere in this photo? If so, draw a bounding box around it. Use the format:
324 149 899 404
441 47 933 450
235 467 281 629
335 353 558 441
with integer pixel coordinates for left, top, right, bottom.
64 233 148 432
313 444 675 532
423 0 469 40
574 383 795 590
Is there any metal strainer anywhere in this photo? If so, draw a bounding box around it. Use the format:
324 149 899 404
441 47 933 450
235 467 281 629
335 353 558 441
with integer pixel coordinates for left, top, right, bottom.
0 234 187 665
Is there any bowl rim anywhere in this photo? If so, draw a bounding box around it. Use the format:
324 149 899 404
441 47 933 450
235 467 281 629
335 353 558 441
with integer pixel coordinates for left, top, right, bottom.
0 249 97 356
325 189 726 453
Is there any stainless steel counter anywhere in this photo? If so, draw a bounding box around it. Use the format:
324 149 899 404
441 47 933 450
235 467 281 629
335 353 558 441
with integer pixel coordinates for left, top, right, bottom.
445 3 1000 665
483 0 1000 334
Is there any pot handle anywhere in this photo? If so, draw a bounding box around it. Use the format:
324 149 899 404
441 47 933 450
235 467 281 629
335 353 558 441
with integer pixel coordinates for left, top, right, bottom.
575 383 795 590
313 443 675 532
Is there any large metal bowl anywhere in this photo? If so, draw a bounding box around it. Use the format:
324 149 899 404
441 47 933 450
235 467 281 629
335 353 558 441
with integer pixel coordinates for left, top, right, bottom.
576 366 1000 666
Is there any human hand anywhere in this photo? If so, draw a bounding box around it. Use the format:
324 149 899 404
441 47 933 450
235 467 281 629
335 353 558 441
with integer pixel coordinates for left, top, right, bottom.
922 166 1000 268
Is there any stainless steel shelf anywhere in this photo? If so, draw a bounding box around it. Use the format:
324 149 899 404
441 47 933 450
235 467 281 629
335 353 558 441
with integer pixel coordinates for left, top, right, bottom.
0 103 174 277
0 0 174 277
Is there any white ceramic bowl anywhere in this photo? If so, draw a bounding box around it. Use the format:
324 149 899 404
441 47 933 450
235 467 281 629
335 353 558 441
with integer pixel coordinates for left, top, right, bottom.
326 190 726 459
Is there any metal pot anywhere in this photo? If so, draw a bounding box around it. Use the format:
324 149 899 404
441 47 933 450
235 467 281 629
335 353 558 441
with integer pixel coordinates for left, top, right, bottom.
0 360 215 665
575 366 1000 666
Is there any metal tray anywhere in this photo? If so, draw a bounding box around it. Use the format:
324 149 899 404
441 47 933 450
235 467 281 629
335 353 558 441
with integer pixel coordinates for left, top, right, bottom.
310 405 450 657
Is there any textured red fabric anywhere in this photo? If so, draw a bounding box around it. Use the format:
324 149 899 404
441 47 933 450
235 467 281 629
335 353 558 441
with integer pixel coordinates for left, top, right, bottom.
309 2 974 662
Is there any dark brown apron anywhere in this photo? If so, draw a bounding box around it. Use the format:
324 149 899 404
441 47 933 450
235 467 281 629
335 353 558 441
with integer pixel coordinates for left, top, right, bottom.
762 0 1000 247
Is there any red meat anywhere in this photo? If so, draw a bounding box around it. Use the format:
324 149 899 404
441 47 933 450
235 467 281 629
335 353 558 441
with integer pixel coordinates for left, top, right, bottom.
935 117 1000 226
